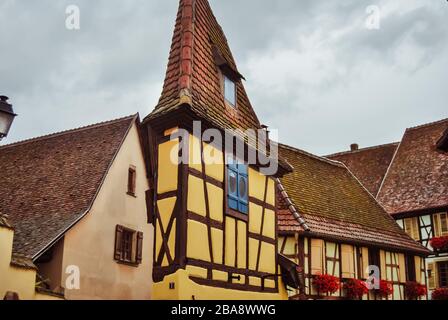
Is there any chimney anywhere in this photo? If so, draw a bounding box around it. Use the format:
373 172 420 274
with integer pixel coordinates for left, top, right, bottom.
350 143 359 151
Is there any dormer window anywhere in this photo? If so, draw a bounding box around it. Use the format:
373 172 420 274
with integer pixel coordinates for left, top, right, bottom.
437 128 448 152
224 75 236 107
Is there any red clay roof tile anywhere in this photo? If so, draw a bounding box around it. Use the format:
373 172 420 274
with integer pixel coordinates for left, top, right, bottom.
377 118 448 215
326 142 399 196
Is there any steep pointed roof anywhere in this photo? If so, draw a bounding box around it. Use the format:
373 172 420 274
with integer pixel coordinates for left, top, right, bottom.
144 0 261 132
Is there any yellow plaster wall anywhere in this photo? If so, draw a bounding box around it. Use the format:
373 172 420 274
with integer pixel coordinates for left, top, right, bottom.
0 226 62 300
153 269 288 300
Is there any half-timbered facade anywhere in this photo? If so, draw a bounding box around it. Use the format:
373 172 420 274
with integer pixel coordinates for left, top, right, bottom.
328 118 448 298
141 0 295 300
278 144 430 300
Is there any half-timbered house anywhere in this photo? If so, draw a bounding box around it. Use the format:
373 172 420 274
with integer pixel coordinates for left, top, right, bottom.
278 144 430 300
141 0 297 300
329 118 448 298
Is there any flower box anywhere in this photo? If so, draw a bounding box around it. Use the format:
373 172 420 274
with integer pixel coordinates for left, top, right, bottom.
343 278 369 300
432 288 448 300
429 236 448 252
313 274 340 296
376 280 394 299
405 281 427 300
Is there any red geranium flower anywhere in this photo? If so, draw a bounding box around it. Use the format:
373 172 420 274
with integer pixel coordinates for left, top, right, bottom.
344 278 369 300
405 281 427 300
430 236 448 251
376 280 394 299
313 274 340 296
432 288 448 300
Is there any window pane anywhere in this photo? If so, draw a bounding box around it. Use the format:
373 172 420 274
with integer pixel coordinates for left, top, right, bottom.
441 213 448 234
238 176 248 201
228 170 238 196
224 76 236 106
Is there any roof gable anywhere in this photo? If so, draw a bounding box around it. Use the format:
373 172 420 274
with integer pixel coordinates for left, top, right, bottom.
145 0 261 132
0 115 136 258
377 118 448 215
326 142 399 196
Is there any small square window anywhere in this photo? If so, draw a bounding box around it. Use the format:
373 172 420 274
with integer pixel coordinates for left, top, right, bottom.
127 166 136 196
114 225 143 266
224 75 236 107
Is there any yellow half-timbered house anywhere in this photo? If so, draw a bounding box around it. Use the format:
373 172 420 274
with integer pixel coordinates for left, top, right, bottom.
277 144 430 300
141 0 297 300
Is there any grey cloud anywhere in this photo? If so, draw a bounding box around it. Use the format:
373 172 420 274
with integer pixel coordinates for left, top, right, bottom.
0 0 447 156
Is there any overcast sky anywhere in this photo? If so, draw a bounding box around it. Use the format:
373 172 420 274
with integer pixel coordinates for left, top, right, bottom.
0 0 447 155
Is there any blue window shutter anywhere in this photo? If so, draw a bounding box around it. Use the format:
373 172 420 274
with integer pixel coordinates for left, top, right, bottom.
227 161 249 214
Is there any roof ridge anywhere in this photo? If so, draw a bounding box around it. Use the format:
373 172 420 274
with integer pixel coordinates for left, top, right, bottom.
278 143 346 168
406 117 448 131
325 141 399 158
0 114 138 151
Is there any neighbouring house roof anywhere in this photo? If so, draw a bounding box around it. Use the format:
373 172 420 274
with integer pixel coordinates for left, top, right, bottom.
377 118 448 216
0 115 137 259
326 142 399 196
277 143 429 255
144 0 261 133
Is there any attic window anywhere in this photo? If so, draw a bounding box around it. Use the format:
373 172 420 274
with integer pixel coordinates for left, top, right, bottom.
437 129 448 152
127 166 136 196
224 75 236 107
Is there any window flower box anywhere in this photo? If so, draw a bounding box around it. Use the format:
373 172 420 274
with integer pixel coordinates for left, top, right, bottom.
375 280 394 299
405 281 427 300
343 278 369 300
429 236 448 252
313 274 340 296
432 288 448 300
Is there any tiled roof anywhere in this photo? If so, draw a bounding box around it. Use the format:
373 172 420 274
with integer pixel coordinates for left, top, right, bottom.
144 0 261 133
278 211 428 254
377 118 448 215
0 115 136 259
10 254 37 270
326 143 399 196
277 143 428 254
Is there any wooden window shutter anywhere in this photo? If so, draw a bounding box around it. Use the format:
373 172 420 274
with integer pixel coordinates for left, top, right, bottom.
145 189 155 224
114 225 124 260
433 214 441 237
311 239 324 275
136 232 144 264
441 213 448 236
380 250 387 280
360 247 369 279
398 253 406 283
128 167 136 195
341 245 355 279
404 218 420 240
427 262 437 289
415 256 421 283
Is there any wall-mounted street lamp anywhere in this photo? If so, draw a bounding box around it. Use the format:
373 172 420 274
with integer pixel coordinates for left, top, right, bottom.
0 96 17 141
